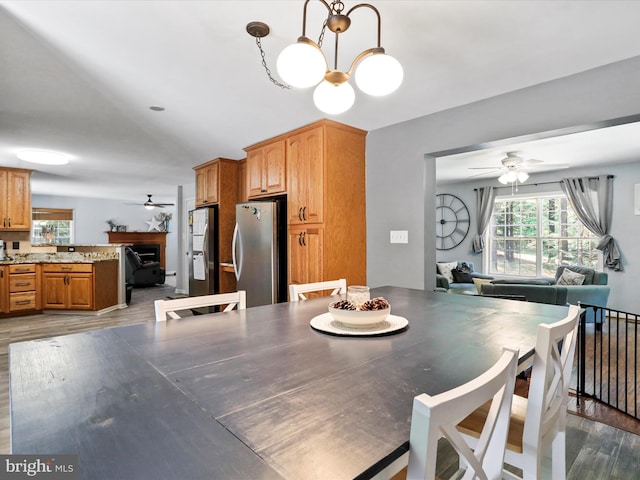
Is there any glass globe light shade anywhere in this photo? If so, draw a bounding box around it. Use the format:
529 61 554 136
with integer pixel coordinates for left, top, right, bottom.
499 171 520 184
354 53 403 96
145 204 155 210
313 80 355 115
277 41 326 88
517 171 529 183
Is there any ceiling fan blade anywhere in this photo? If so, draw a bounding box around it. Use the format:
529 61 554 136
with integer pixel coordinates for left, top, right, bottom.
468 166 503 170
521 163 570 171
468 170 501 178
519 158 544 166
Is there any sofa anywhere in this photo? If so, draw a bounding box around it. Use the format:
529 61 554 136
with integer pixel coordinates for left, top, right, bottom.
484 265 610 323
436 261 493 294
481 283 569 305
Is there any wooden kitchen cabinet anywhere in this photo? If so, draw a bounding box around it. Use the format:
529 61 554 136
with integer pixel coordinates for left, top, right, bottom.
288 226 323 289
287 120 367 289
8 264 39 312
286 127 324 225
245 139 286 198
0 167 32 231
194 160 220 206
41 261 118 311
238 158 248 203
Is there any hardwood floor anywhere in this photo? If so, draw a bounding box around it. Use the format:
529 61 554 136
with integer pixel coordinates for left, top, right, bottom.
1 284 638 479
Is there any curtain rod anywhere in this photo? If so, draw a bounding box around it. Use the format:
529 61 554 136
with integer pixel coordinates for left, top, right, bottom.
473 175 614 191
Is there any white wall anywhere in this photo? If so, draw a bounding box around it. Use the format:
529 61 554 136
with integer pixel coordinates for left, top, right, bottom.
434 161 640 313
32 194 178 273
366 55 640 298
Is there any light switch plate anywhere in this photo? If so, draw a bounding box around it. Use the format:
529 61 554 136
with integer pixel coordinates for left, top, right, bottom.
390 230 408 244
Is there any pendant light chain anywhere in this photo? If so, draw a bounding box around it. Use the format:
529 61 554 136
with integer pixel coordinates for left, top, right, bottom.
255 36 291 89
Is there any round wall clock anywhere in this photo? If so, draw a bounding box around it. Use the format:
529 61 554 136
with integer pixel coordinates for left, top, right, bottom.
435 194 470 250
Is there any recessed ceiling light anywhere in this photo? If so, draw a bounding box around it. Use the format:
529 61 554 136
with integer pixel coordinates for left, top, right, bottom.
149 106 165 112
16 149 70 165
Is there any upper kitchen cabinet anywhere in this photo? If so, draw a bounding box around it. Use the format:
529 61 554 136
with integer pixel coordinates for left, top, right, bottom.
0 167 32 231
244 139 286 198
286 127 324 225
194 159 220 206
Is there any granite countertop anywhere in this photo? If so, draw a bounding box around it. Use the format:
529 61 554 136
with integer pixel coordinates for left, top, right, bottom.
0 252 119 265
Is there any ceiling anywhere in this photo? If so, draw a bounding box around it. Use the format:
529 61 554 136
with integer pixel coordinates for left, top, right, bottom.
435 119 640 184
2 1 640 203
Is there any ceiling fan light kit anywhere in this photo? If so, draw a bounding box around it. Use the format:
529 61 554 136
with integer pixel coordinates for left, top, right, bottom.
247 0 403 114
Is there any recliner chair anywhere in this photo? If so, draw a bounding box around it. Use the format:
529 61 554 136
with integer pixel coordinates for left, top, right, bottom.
124 247 165 287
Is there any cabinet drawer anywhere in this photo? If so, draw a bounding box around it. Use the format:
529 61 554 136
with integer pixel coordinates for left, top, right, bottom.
10 292 37 311
9 274 36 292
42 263 94 273
9 264 36 274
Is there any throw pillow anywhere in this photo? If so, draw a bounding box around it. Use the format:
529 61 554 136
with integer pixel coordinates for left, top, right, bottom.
452 264 473 283
436 262 458 283
555 266 595 285
557 268 585 286
473 277 492 295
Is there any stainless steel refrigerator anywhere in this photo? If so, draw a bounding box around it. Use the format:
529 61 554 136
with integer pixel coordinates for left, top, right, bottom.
233 197 287 307
189 206 218 297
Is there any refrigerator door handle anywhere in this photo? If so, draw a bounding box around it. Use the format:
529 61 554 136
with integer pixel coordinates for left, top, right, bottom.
232 222 241 281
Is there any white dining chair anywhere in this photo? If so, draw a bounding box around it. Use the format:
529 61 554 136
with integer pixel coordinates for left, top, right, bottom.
381 347 519 480
289 279 346 301
457 304 580 480
154 291 246 322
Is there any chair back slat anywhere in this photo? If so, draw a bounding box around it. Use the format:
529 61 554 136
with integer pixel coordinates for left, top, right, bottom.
289 279 347 302
154 291 246 322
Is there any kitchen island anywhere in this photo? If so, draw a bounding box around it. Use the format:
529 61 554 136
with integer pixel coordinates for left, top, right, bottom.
9 287 568 479
0 247 124 316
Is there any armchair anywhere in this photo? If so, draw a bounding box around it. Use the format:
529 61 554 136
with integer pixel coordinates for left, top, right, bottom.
124 247 166 287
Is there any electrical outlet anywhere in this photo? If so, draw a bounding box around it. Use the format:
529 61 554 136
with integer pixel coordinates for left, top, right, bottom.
390 230 408 244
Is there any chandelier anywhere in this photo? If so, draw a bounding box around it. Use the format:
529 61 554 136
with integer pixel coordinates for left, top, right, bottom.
247 0 403 115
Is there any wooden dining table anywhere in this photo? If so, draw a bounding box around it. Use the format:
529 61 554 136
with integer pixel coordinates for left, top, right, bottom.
9 286 568 480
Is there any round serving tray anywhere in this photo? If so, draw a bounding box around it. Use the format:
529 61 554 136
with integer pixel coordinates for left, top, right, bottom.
310 312 408 337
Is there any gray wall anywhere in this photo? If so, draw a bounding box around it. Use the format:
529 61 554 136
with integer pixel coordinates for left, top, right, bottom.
434 161 640 313
32 194 178 273
366 55 640 301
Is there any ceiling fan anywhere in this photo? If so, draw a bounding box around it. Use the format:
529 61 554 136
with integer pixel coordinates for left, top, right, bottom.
468 151 568 184
127 194 175 210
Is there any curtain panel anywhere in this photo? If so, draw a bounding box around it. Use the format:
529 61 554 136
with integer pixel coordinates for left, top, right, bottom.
560 175 622 271
472 186 496 253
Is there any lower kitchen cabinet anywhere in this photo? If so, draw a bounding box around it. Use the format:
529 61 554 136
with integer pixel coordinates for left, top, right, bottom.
8 263 39 312
41 261 118 311
288 226 323 292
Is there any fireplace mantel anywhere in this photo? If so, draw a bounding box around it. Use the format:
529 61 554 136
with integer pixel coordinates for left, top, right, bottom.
107 231 167 269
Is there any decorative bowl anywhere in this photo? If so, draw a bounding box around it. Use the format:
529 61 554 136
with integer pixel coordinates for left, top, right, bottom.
328 304 391 328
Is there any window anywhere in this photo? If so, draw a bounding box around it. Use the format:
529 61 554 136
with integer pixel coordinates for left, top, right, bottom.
487 194 599 277
32 208 74 245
